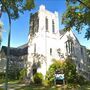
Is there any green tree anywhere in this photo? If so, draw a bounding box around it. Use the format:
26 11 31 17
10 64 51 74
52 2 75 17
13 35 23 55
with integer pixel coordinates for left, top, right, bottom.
0 0 35 19
62 0 90 39
0 1 35 90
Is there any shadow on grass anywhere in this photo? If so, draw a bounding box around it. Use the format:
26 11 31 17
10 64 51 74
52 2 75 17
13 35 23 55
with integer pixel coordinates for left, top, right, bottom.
15 85 77 90
0 87 3 90
81 84 90 90
16 83 90 90
16 85 61 90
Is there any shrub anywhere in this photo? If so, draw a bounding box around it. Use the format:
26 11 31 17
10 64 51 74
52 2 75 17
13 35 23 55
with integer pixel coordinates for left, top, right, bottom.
63 58 77 84
43 79 51 86
45 66 55 85
75 74 85 85
0 72 5 84
45 59 64 85
66 83 80 89
46 58 77 85
33 72 43 84
0 88 3 90
19 68 27 80
0 72 5 79
0 79 4 84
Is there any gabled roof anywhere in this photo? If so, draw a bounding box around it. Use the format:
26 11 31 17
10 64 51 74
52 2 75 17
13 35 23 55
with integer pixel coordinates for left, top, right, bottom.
59 30 81 45
59 30 67 39
1 44 28 56
59 30 66 36
72 32 81 45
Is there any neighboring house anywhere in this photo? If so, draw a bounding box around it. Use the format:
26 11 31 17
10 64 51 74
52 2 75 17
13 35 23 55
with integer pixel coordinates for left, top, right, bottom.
27 5 89 80
0 44 28 73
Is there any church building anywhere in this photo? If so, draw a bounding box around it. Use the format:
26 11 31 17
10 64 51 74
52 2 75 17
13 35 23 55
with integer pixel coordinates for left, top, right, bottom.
0 5 89 81
27 5 89 80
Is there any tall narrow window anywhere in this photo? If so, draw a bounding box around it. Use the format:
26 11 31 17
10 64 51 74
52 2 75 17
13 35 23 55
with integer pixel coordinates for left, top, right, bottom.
66 40 73 55
34 43 36 53
36 18 39 32
52 20 55 33
50 48 52 55
81 47 83 55
46 17 48 31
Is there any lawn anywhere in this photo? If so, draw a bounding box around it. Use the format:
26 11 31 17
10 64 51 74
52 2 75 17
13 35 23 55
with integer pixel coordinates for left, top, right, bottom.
0 84 90 90
16 85 66 90
0 88 3 90
16 84 90 90
0 80 90 90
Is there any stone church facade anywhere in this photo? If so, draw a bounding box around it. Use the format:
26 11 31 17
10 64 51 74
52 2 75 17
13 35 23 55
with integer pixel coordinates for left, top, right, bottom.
27 5 89 80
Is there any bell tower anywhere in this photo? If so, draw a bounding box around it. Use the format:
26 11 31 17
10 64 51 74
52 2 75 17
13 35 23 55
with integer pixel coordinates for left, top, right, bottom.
29 5 59 39
27 5 60 79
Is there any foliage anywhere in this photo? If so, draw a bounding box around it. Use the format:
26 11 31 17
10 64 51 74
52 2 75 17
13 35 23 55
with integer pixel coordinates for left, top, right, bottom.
66 83 80 90
0 72 5 79
75 73 85 85
0 72 5 84
0 0 35 20
33 72 43 84
45 65 55 85
0 88 3 90
64 58 77 83
87 49 90 56
63 58 85 84
62 0 90 40
45 59 64 85
0 79 4 84
46 58 78 84
43 79 51 86
19 68 27 80
8 69 20 80
32 53 46 68
7 58 22 80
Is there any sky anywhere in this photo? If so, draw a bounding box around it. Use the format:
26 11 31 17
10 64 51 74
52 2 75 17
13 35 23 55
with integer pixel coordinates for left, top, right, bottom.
1 0 90 49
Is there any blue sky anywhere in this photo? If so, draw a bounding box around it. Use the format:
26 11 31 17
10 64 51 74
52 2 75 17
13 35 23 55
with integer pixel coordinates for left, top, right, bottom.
1 0 90 49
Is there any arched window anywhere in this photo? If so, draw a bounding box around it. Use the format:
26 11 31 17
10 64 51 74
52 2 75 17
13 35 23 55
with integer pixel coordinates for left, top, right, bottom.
66 40 73 55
